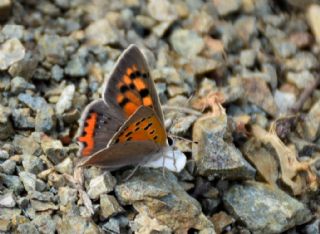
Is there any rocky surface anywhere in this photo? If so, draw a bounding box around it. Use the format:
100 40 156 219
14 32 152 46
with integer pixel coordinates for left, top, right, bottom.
0 0 319 233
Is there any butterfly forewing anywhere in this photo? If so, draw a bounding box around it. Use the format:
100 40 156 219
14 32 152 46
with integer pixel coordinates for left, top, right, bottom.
103 45 164 124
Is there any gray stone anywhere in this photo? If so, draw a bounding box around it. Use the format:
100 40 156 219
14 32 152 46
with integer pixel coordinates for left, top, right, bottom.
37 1 60 16
2 24 24 40
51 64 64 81
11 76 35 94
262 63 278 89
48 172 65 189
55 157 73 175
0 207 20 220
240 49 256 67
102 217 122 233
302 219 320 234
272 40 297 58
33 67 51 80
32 214 56 234
41 137 65 164
115 168 214 233
147 0 178 22
54 0 70 9
13 133 42 156
35 105 56 133
213 0 241 16
188 56 223 75
35 179 46 192
38 34 67 64
191 10 215 34
28 191 55 202
285 52 319 71
18 93 47 111
152 67 182 84
0 159 16 174
100 194 124 220
30 200 58 212
58 187 77 206
286 70 315 89
130 212 172 233
170 29 204 58
0 149 9 160
17 222 39 234
0 192 16 208
8 52 38 79
224 182 312 234
87 172 116 200
57 216 100 234
0 173 24 193
85 19 119 46
241 77 278 117
22 154 45 174
234 16 258 43
19 171 37 192
170 115 197 135
192 114 256 179
64 57 87 77
17 197 29 209
274 90 296 114
55 84 75 115
303 99 320 141
0 219 11 232
307 4 320 44
0 38 25 70
0 120 13 140
12 108 35 129
0 0 12 21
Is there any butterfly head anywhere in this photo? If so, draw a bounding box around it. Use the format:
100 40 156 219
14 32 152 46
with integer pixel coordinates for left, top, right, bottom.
167 136 174 147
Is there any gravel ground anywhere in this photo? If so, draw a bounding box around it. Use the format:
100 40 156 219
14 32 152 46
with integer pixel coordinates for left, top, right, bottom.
0 0 320 233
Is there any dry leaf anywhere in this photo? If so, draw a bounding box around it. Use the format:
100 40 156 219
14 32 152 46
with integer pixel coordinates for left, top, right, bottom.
251 124 319 195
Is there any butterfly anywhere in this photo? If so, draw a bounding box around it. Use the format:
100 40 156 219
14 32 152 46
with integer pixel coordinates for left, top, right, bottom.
76 45 186 172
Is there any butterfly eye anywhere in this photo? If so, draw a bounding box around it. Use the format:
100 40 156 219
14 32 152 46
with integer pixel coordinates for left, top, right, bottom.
167 136 174 146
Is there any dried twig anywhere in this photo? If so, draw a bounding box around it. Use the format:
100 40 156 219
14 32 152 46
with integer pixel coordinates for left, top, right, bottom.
291 75 320 113
162 105 202 116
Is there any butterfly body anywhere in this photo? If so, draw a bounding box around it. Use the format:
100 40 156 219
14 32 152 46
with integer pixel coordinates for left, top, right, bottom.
77 45 186 172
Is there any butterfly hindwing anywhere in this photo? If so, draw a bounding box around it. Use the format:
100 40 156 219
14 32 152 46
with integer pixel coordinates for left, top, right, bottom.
79 141 160 169
108 106 167 147
103 45 164 124
77 100 125 157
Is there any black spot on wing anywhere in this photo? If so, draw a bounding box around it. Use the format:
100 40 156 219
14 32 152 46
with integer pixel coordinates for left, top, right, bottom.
144 123 153 130
119 97 129 107
120 85 129 93
139 88 149 98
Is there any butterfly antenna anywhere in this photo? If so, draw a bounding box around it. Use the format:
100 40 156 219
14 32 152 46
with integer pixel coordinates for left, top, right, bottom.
170 134 198 144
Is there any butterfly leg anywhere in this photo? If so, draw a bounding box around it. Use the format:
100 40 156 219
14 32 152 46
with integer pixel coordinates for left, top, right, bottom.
162 151 167 177
172 148 178 172
123 164 140 181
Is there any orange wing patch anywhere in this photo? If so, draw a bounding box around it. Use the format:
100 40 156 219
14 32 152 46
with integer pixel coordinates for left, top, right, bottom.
114 115 166 146
78 112 98 156
115 65 154 117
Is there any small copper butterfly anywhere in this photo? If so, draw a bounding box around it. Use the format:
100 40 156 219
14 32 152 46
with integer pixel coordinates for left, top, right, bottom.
77 45 186 172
